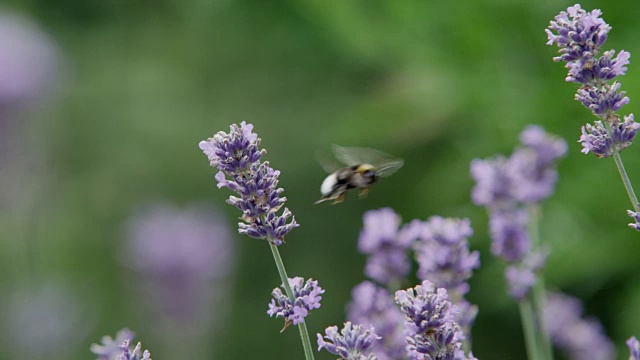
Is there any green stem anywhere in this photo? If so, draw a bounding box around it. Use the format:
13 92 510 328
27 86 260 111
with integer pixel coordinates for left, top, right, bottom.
519 298 540 360
527 206 553 360
612 150 640 212
269 243 315 360
604 121 640 212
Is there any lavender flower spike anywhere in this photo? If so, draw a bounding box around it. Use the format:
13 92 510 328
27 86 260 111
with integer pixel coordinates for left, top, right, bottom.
199 122 298 245
628 336 640 360
268 277 324 330
117 340 152 360
317 322 381 360
395 280 467 360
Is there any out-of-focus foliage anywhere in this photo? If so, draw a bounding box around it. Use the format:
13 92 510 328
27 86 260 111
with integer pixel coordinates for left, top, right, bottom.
1 0 640 359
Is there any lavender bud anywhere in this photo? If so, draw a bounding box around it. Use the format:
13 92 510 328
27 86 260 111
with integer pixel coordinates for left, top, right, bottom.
545 291 615 360
267 277 324 328
91 329 136 360
575 81 629 116
317 322 381 360
199 122 298 245
628 336 640 360
470 156 511 207
612 114 640 150
579 121 614 157
347 281 406 360
117 340 152 360
627 210 640 231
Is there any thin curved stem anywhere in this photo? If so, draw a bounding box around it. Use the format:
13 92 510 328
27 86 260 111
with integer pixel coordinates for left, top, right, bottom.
269 243 315 360
519 299 540 360
612 151 640 212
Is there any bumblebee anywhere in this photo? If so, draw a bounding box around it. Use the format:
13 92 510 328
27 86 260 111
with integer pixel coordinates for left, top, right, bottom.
315 145 404 204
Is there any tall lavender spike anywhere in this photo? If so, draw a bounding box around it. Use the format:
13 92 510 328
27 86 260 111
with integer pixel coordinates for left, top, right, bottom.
267 277 324 330
317 322 381 360
544 291 615 360
91 329 136 360
415 216 480 332
628 336 640 360
358 208 420 287
199 122 298 246
347 281 406 360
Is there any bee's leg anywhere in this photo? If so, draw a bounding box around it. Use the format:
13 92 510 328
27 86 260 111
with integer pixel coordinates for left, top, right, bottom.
331 193 346 205
358 187 369 199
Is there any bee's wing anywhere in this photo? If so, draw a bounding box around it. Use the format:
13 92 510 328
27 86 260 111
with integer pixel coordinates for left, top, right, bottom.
332 144 393 167
375 158 404 178
316 149 343 173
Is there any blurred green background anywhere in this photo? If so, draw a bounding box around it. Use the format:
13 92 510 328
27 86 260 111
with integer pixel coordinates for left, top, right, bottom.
2 0 640 358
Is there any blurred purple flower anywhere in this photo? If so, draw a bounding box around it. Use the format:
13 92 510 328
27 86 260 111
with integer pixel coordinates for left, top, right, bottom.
123 202 233 329
471 126 566 207
347 281 406 360
627 210 640 231
199 122 298 246
358 208 419 286
488 209 530 263
628 336 640 360
91 328 136 360
395 280 464 360
415 216 479 332
3 281 92 359
317 322 380 360
0 10 60 107
544 291 615 360
117 340 152 360
268 277 324 329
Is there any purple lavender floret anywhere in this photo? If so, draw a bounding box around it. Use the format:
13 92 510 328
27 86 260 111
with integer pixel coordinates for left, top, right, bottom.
199 122 298 245
267 277 324 328
317 322 381 360
347 281 406 360
627 210 640 231
628 336 640 360
505 266 536 301
579 114 639 158
395 281 468 360
579 121 614 157
489 209 530 263
117 340 152 360
545 291 615 360
358 208 419 286
575 81 629 116
91 328 135 360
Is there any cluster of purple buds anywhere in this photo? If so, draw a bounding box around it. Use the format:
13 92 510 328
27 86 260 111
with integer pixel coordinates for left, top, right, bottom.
199 122 298 246
267 277 324 330
347 281 406 360
544 291 615 360
358 208 421 287
116 340 152 360
471 126 565 300
395 281 476 360
90 328 136 360
546 4 639 157
628 336 640 360
317 322 381 360
414 216 480 331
